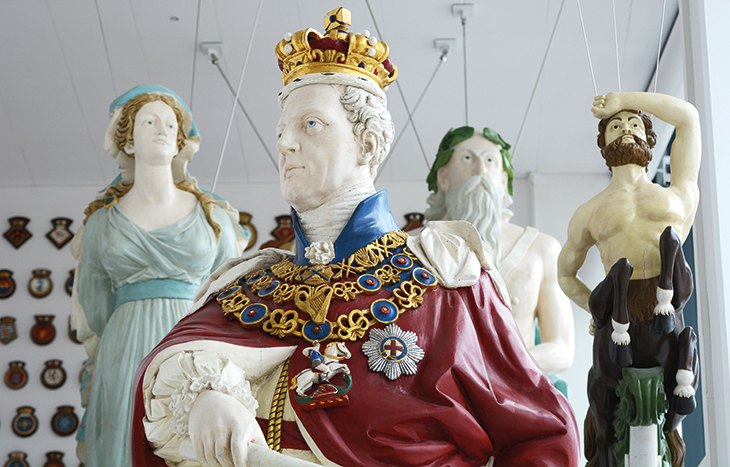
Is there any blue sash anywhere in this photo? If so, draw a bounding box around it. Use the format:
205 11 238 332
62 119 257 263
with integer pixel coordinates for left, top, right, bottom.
114 279 199 308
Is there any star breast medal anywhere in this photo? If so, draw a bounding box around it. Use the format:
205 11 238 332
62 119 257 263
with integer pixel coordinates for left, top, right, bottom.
28 269 52 298
362 323 424 380
41 359 67 389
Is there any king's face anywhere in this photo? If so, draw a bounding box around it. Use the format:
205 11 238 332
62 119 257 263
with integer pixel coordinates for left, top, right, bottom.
276 84 364 212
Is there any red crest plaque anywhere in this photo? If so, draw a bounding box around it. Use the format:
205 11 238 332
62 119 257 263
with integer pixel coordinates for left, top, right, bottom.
43 451 65 467
31 315 56 345
4 361 28 389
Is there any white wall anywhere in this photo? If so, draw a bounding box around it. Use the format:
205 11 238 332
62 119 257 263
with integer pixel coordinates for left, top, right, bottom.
0 187 91 467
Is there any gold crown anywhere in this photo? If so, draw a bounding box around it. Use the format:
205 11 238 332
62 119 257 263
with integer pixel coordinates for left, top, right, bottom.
276 7 398 90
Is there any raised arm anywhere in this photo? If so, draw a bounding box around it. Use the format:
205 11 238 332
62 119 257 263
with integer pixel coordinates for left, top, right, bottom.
557 204 596 312
531 234 575 374
593 92 701 207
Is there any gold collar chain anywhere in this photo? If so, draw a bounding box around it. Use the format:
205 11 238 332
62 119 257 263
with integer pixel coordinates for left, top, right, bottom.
217 231 438 343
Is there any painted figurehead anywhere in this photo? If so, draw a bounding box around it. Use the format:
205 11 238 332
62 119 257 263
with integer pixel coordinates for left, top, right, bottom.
597 109 657 171
274 8 397 210
424 126 513 265
274 7 398 251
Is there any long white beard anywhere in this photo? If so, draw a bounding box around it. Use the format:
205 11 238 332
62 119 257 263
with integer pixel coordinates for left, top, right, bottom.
443 175 503 266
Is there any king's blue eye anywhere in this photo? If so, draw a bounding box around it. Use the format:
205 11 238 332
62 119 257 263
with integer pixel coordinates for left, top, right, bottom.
307 121 317 128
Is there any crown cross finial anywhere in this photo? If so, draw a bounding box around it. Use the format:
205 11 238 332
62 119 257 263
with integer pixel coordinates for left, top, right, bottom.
325 8 351 39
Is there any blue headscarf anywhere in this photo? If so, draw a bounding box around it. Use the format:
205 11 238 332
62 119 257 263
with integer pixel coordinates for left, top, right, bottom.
103 84 201 187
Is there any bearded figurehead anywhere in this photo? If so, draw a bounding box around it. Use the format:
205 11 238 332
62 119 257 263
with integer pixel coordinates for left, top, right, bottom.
424 126 575 380
424 127 514 266
597 109 657 171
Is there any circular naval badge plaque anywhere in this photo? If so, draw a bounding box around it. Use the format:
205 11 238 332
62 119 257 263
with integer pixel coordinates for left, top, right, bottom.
31 314 56 345
64 269 74 296
4 361 28 390
4 451 30 467
28 269 53 298
0 269 16 299
12 406 38 437
43 451 65 467
68 315 81 344
51 406 79 436
41 359 67 389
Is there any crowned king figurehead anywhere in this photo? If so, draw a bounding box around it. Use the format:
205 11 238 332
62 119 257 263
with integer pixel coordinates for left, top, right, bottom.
131 8 579 467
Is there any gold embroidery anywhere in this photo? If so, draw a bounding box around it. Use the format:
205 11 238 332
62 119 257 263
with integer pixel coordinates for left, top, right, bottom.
332 282 360 301
270 260 300 282
247 272 271 294
335 309 373 341
294 284 333 324
300 265 335 285
393 281 426 310
263 309 301 339
218 231 437 343
374 264 401 285
272 283 296 303
218 289 251 320
266 359 290 452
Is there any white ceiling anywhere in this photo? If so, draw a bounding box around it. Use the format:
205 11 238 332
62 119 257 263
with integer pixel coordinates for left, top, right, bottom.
0 0 680 191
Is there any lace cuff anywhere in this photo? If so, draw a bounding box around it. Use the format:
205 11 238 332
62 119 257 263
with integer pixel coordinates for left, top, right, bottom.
169 372 258 439
143 349 258 464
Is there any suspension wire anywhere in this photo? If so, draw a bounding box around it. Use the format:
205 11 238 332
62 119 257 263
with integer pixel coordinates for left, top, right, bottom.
189 0 203 109
461 14 469 126
575 0 598 96
375 56 445 182
211 0 264 192
512 0 567 159
94 0 116 95
364 0 429 170
212 58 278 171
612 0 621 92
653 0 667 93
